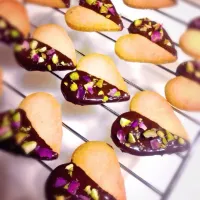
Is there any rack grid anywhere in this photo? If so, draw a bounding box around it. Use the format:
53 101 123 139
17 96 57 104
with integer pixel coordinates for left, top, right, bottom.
1 0 200 199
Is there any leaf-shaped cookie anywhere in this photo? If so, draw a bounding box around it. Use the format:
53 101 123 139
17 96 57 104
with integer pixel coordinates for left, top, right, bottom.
0 92 63 160
25 0 70 8
14 24 76 71
115 18 177 64
61 53 130 105
65 0 123 31
111 91 190 156
46 141 126 200
0 0 30 45
165 61 200 111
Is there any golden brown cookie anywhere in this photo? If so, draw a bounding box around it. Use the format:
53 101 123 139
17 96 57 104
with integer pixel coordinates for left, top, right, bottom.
115 18 177 64
65 0 123 32
179 17 200 59
25 0 70 8
123 0 176 9
165 61 200 111
111 91 189 156
0 0 30 39
14 24 76 71
61 53 130 105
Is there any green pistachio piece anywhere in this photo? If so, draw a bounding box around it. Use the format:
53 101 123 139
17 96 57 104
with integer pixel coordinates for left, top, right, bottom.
138 118 143 122
86 0 96 5
38 57 44 63
166 131 174 142
14 44 22 52
128 133 136 143
52 54 59 64
61 61 67 66
64 183 69 189
84 185 92 195
0 130 12 141
13 112 20 122
90 189 99 200
39 47 47 52
68 171 72 177
143 130 157 138
114 91 121 97
70 72 79 81
0 20 7 29
178 138 185 145
30 40 38 50
15 132 29 144
120 117 131 127
96 79 104 88
125 143 131 147
2 116 10 126
195 71 200 78
41 53 47 59
162 138 168 145
157 131 165 138
164 39 172 46
102 96 109 102
55 196 65 200
70 83 78 91
134 19 142 27
98 90 104 95
65 163 74 171
21 141 37 154
106 14 111 19
186 62 194 73
104 4 113 8
47 65 52 71
64 82 68 86
10 30 19 38
100 5 108 14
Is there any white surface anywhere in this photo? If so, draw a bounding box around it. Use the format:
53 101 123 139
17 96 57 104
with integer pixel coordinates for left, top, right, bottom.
0 0 200 200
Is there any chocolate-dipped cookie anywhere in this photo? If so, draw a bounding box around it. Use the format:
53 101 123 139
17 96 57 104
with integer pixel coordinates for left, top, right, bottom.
14 24 76 72
111 91 190 156
0 0 30 45
0 92 63 160
115 18 177 64
180 17 200 59
25 0 70 8
61 53 130 105
65 0 123 32
46 141 126 200
123 0 176 9
165 61 200 111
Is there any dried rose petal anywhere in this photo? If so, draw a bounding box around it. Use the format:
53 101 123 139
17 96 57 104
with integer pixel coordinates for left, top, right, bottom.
117 130 126 143
150 139 161 150
107 88 117 97
46 49 55 56
97 1 103 8
67 180 80 195
32 54 39 62
108 7 115 15
0 127 10 136
35 147 55 159
12 121 21 129
78 195 90 200
139 122 147 131
82 76 91 83
151 31 162 42
88 87 94 95
131 120 139 128
22 40 30 51
76 86 85 99
54 177 67 188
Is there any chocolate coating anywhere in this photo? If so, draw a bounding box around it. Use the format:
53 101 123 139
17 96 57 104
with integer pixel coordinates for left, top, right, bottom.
0 16 24 45
61 70 130 105
111 111 189 156
0 109 58 160
14 38 75 72
79 0 123 30
188 17 200 30
176 61 200 84
46 162 116 200
62 0 70 7
128 18 177 57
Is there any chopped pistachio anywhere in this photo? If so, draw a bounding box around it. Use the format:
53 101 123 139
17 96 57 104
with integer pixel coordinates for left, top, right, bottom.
120 118 131 127
114 91 121 97
195 71 200 78
14 44 22 52
15 132 29 144
55 196 65 200
39 47 47 52
70 72 79 81
13 112 20 122
166 131 174 142
106 15 111 18
38 57 44 63
86 0 96 5
143 130 157 138
30 40 38 50
64 82 68 86
65 163 74 171
153 23 161 30
138 118 143 122
84 185 92 195
128 133 136 143
125 143 131 147
100 5 108 14
0 130 12 141
41 53 47 59
98 90 104 96
70 83 78 91
52 54 59 64
21 141 37 154
134 19 142 27
157 130 165 138
162 138 168 145
61 61 67 66
164 39 172 46
2 116 10 126
0 20 7 29
140 27 147 32
178 138 185 145
47 65 51 71
102 96 109 102
186 62 194 73
68 171 72 177
104 4 113 8
10 30 19 38
64 183 69 189
96 79 104 88
91 189 99 200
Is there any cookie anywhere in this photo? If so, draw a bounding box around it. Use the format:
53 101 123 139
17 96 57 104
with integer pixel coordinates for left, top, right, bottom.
115 18 177 64
111 91 189 156
65 0 123 32
0 68 2 96
46 141 126 200
25 0 70 8
180 17 200 59
165 61 200 111
0 0 30 45
123 0 176 9
0 92 63 160
14 24 76 72
61 53 130 105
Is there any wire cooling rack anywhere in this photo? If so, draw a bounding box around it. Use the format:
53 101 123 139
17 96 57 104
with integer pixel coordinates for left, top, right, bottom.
0 0 200 200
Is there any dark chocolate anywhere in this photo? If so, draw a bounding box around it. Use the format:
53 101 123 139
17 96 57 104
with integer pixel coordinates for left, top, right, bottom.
46 162 116 200
128 18 177 57
0 109 58 160
79 0 123 30
111 111 189 156
62 0 70 8
0 16 24 45
176 61 200 84
188 17 200 30
61 70 130 105
14 38 75 72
